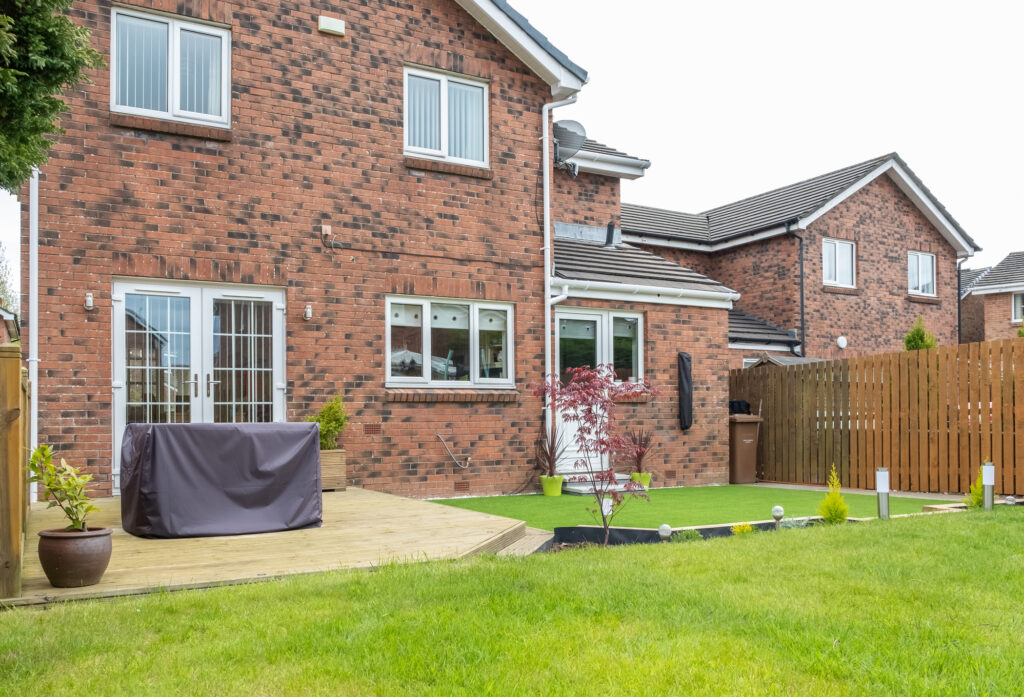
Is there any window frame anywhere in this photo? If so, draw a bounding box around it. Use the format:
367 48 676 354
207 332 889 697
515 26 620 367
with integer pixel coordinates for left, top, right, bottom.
403 66 489 168
385 296 514 388
110 7 231 128
1013 292 1024 323
608 311 645 384
822 238 856 289
907 251 937 297
554 308 644 385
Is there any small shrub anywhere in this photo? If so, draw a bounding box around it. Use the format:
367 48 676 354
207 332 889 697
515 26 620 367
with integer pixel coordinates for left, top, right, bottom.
817 464 849 524
779 518 810 530
306 395 349 451
964 467 985 508
1018 326 1024 338
730 522 755 536
27 445 98 531
671 529 703 543
903 315 937 351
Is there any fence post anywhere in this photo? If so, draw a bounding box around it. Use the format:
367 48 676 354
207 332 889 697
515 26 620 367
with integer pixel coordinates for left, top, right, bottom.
0 344 25 599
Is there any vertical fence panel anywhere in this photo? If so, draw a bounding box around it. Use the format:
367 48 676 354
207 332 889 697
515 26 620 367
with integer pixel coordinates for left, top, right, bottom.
944 347 958 495
1001 341 1014 493
991 341 1004 489
958 343 971 492
849 356 861 488
888 352 900 479
928 347 940 491
980 341 992 466
1015 339 1024 494
0 345 26 600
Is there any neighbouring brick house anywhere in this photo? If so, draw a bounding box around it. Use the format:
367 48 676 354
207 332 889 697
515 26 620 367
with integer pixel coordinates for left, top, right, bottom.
960 253 1024 342
619 154 981 367
22 0 741 498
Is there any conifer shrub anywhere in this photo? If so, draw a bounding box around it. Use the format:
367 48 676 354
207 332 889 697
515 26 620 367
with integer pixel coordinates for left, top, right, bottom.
817 464 849 524
964 467 985 508
730 522 755 536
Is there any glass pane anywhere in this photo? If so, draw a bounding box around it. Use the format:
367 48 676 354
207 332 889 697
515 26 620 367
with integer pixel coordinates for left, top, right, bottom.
823 242 836 283
1014 294 1023 320
837 243 853 286
559 318 597 384
921 255 935 295
212 299 273 423
389 303 423 378
124 293 191 424
478 309 507 380
431 304 470 381
448 81 484 162
908 254 919 292
116 14 168 112
179 29 222 116
407 75 441 151
612 317 639 382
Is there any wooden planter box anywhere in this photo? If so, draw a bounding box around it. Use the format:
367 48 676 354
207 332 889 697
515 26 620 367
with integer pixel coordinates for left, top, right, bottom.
321 449 347 491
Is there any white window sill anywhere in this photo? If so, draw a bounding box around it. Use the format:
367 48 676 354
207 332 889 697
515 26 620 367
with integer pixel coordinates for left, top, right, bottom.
112 106 229 130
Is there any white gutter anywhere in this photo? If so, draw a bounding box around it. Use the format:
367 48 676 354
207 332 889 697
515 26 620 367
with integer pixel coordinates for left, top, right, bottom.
559 277 739 309
567 150 651 180
28 168 39 503
549 283 569 305
542 95 576 429
969 282 1024 296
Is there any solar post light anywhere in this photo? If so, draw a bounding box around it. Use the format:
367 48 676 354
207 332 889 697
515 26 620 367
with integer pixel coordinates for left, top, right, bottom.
1005 495 1017 506
771 505 784 529
876 468 890 520
982 463 995 510
658 523 672 542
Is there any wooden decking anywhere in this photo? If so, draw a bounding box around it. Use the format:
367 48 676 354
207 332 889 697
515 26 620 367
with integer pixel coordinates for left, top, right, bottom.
6 488 526 607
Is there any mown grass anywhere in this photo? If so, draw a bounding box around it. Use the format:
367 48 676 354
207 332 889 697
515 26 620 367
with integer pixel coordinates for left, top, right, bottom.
2 508 1021 696
431 484 951 530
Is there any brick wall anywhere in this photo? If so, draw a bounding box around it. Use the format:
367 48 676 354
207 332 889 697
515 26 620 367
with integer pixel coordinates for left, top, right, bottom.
552 170 620 228
21 0 565 498
960 293 986 343
978 292 1024 341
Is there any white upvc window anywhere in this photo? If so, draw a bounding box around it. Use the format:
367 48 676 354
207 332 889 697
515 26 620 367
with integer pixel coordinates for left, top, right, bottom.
386 296 513 387
111 8 231 127
822 238 856 288
908 251 937 296
742 358 760 369
555 308 644 384
403 66 488 167
1013 293 1024 322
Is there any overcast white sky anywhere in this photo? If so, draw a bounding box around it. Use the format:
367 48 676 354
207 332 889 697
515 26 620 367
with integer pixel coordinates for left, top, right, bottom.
1 0 1020 296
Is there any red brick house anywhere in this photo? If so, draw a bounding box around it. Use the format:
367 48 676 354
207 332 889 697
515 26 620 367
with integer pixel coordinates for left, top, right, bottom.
960 253 1024 342
22 0 740 497
620 154 981 367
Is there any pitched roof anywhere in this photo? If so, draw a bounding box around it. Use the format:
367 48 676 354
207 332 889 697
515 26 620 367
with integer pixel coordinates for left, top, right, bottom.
553 238 733 294
728 309 800 347
971 251 1024 292
621 153 980 255
565 139 651 180
745 354 823 368
490 0 588 83
959 266 991 298
577 139 645 161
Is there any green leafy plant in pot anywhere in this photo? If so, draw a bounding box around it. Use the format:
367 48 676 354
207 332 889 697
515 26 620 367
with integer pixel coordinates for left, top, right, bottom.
307 395 349 491
535 419 567 496
27 445 112 588
625 428 654 488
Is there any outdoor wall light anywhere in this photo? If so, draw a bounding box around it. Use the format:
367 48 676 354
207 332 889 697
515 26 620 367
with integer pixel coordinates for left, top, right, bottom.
658 523 672 541
876 467 890 520
982 463 995 510
771 505 784 529
303 304 313 321
836 336 848 349
84 293 95 311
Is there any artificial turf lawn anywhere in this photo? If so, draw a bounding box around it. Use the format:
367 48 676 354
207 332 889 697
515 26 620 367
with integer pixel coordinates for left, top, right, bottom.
2 508 1021 696
430 484 951 530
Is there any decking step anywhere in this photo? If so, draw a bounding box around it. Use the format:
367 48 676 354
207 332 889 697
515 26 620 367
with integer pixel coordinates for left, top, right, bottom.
497 527 554 557
462 519 526 557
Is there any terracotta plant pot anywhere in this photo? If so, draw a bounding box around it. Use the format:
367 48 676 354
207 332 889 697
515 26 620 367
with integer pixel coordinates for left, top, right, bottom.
37 527 113 588
540 475 564 497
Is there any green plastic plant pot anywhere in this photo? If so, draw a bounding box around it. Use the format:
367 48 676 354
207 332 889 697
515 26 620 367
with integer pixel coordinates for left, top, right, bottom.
540 475 564 497
630 473 652 487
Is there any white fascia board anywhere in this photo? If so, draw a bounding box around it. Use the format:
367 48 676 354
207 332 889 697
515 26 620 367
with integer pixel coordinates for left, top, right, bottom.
796 159 975 258
558 277 739 309
567 150 651 180
970 282 1024 296
455 1 585 98
621 225 790 252
728 342 794 352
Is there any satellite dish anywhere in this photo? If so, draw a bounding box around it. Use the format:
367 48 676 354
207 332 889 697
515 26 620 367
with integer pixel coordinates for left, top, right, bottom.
553 120 587 161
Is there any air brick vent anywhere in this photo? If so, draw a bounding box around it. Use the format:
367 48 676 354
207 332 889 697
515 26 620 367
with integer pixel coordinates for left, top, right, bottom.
362 423 382 435
663 469 677 480
454 481 470 493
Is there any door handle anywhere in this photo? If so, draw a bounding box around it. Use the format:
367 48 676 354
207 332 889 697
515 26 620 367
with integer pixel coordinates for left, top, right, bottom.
206 373 221 398
183 373 199 398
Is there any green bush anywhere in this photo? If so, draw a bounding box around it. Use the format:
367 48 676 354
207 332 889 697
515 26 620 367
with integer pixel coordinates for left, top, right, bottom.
903 315 938 351
779 518 810 529
1018 326 1024 338
26 445 98 531
730 522 755 536
306 395 349 450
963 467 985 508
671 529 703 543
817 464 849 524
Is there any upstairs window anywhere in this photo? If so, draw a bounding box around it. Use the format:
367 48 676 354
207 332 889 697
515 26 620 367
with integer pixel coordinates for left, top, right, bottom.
823 239 855 288
112 9 231 127
1013 293 1024 322
908 251 936 296
404 67 488 167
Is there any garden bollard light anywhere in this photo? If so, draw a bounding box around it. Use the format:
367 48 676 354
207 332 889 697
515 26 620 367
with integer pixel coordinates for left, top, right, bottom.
658 524 672 541
876 468 890 520
771 505 784 529
982 463 995 510
1005 496 1016 506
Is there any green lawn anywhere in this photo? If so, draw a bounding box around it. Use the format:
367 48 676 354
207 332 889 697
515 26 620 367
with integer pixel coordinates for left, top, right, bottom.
2 509 1021 696
431 484 951 530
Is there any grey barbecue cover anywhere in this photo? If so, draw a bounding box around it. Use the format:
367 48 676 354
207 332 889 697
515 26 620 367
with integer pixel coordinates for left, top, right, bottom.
120 423 323 538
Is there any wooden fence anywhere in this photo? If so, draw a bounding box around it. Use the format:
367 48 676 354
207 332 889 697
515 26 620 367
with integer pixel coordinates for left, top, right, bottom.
0 345 30 598
729 338 1024 495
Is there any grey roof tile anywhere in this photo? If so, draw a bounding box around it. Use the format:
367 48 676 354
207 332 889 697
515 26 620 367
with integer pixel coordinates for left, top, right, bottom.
728 309 800 346
577 139 648 165
972 251 1024 290
959 266 991 298
746 354 823 367
492 1 588 83
553 238 733 294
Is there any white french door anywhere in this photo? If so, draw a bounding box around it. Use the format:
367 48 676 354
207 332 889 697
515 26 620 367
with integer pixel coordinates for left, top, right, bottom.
554 310 605 474
111 280 286 489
